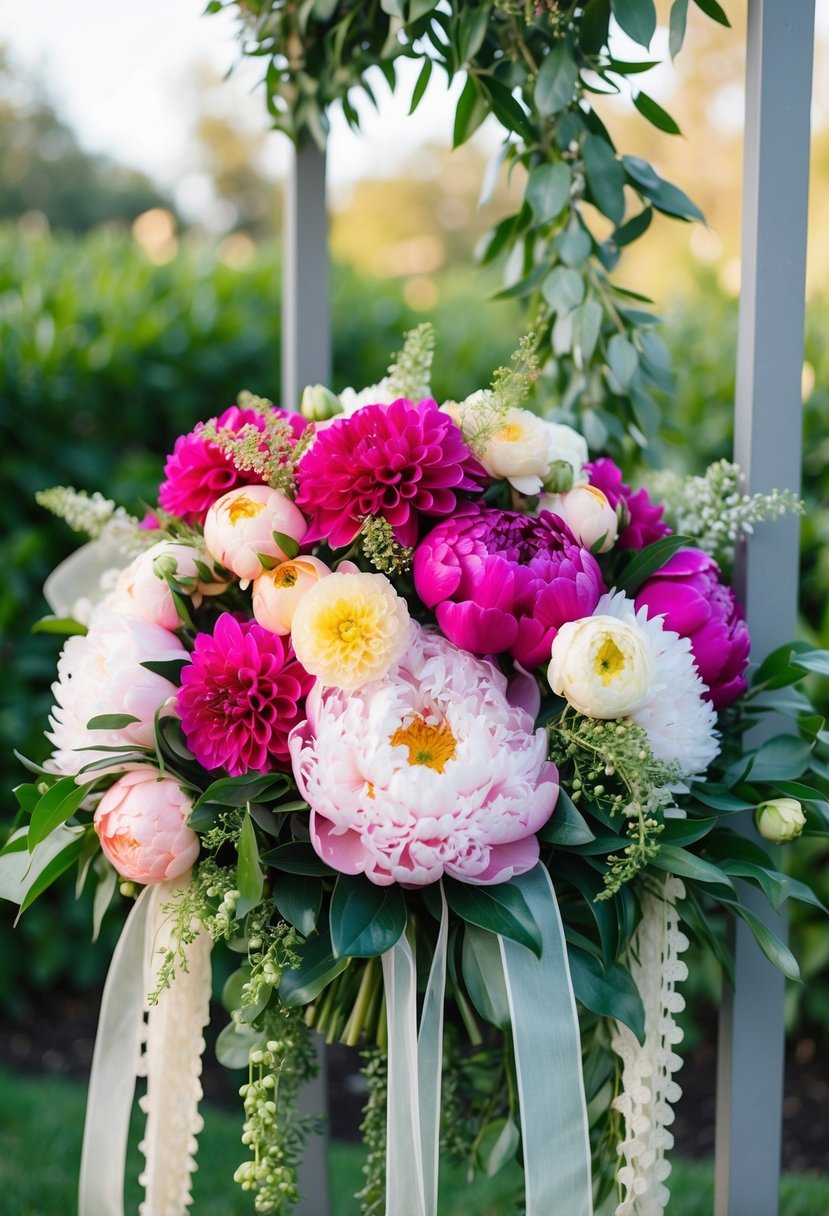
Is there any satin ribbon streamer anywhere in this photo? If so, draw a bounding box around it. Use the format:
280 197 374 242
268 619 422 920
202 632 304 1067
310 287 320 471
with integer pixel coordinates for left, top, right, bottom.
499 865 594 1216
382 888 448 1216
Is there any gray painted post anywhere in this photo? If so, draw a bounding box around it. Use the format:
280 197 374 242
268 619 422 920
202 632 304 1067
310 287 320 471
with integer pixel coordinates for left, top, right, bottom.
714 2 814 1214
282 137 332 1216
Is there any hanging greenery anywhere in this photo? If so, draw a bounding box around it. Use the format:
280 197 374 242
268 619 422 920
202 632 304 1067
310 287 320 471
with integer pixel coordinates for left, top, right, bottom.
207 0 729 454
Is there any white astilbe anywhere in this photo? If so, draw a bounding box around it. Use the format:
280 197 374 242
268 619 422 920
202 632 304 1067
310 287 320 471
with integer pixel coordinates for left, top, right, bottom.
137 877 213 1216
36 485 142 541
612 877 689 1216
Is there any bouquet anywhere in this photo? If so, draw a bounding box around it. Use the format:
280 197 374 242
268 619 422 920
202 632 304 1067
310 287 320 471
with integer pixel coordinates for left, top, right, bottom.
3 326 825 1216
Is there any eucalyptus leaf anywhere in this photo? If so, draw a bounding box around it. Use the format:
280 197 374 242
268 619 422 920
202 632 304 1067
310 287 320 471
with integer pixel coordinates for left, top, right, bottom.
215 1020 264 1069
534 41 579 117
583 134 625 225
669 0 690 58
610 0 656 47
525 162 571 223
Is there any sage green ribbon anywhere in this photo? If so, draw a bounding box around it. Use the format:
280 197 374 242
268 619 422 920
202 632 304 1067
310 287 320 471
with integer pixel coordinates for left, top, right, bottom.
381 887 448 1216
498 865 594 1216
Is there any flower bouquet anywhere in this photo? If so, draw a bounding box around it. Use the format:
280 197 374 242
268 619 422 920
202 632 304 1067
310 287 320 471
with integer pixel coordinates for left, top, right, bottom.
3 327 826 1216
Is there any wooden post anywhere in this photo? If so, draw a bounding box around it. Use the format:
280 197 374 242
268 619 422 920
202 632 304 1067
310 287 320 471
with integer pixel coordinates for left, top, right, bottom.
282 137 332 1216
715 2 814 1213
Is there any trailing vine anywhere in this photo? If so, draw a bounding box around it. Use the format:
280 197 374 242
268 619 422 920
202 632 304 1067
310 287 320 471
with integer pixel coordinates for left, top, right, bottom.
208 0 730 455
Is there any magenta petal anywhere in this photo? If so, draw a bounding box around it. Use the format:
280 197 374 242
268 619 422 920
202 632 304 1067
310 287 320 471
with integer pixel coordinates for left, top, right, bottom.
436 600 518 656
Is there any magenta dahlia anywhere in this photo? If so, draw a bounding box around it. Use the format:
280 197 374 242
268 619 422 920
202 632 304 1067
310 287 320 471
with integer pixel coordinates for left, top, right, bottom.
413 504 605 669
295 398 485 549
178 613 314 776
159 405 307 525
635 547 750 709
585 457 671 550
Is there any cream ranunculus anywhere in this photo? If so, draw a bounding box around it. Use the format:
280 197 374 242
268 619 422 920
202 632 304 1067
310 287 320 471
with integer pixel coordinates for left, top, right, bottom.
542 484 619 553
475 402 554 495
756 797 806 842
548 614 654 718
252 555 332 635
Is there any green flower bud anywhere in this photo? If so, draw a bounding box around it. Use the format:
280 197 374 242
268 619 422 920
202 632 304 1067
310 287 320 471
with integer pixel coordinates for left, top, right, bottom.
300 383 342 422
755 797 806 842
543 460 575 494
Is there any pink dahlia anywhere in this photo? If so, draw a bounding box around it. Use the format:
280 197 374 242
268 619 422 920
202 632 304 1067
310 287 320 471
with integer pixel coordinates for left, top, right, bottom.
289 624 558 886
585 457 671 550
413 504 604 669
635 548 750 710
294 398 485 549
177 613 314 776
158 405 307 525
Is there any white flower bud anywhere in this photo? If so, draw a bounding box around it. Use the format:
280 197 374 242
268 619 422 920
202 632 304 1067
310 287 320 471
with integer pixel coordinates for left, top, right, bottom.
756 797 806 842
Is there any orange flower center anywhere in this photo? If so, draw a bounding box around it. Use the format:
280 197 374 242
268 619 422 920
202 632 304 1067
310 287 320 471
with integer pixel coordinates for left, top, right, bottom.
227 494 267 524
273 564 299 588
390 715 457 773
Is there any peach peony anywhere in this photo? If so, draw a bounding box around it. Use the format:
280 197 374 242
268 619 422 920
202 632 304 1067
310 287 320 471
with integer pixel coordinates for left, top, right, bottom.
252 555 332 636
94 770 199 883
203 485 307 583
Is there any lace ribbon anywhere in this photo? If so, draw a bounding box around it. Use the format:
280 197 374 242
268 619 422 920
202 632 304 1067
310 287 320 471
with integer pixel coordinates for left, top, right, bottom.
79 874 212 1216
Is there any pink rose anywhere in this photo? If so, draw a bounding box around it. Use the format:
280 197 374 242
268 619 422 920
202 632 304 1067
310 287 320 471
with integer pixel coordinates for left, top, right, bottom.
252 556 332 635
94 770 199 883
204 485 308 583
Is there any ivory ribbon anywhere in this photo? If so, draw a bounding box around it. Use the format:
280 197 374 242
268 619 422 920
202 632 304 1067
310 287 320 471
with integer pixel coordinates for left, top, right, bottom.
498 865 594 1216
79 875 211 1216
381 888 448 1216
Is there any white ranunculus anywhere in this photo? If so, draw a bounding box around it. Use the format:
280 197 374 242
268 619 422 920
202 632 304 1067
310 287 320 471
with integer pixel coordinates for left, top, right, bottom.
542 484 619 552
549 615 654 719
756 798 806 842
477 405 555 495
338 378 397 416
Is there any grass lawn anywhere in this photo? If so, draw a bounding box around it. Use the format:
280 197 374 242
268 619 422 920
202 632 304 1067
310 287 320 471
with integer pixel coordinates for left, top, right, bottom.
0 1068 826 1215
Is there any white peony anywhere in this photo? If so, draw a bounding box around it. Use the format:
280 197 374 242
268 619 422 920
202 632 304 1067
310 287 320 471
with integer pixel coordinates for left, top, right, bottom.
47 608 186 776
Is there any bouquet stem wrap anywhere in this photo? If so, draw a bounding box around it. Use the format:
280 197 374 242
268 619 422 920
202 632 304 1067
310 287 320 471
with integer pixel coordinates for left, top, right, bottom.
79 875 212 1216
381 867 593 1216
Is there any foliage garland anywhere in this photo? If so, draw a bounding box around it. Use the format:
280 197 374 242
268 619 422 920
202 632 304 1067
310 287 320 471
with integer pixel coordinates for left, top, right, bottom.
208 0 728 454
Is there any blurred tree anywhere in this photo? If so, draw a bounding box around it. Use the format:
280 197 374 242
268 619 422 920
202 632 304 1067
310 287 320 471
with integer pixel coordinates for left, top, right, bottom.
0 48 172 232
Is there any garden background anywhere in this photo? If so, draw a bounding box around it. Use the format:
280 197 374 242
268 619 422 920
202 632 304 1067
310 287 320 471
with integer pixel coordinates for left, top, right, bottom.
1 1 828 1211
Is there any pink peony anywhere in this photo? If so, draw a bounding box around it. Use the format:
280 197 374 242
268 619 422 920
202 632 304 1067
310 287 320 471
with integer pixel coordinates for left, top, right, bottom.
158 405 307 525
294 398 485 550
94 770 199 883
203 484 308 582
252 555 332 636
585 457 671 550
47 609 186 776
178 613 314 776
635 548 750 709
289 624 558 886
413 504 604 669
106 540 230 631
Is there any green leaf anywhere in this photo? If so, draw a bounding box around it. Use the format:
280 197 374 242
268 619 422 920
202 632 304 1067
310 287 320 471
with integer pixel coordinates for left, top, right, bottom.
31 615 88 637
273 873 322 936
648 843 735 890
479 75 535 144
610 0 657 47
534 41 579 117
568 946 646 1042
458 6 491 64
693 0 730 26
273 530 300 560
659 817 717 846
788 648 829 678
408 57 432 114
91 858 117 942
669 0 689 57
28 777 92 851
140 658 189 682
445 878 542 957
583 135 625 225
236 811 264 919
616 535 695 596
192 773 289 813
606 333 639 389
633 91 682 135
556 218 593 268
86 714 140 731
717 897 799 980
461 923 511 1029
453 74 483 148
329 875 406 958
607 58 661 75
13 784 41 814
0 825 80 906
572 299 603 367
525 162 571 223
718 860 827 915
623 156 704 222
17 835 85 919
485 1116 520 1177
746 734 813 782
542 266 585 315
260 842 334 876
538 789 596 846
613 206 653 248
279 930 351 1006
215 1019 264 1069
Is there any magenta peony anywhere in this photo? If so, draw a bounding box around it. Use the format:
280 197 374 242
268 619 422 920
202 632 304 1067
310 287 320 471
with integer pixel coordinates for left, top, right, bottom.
177 613 314 776
289 624 558 886
158 405 307 525
413 504 604 669
294 398 484 549
635 547 750 709
94 770 199 884
585 457 671 550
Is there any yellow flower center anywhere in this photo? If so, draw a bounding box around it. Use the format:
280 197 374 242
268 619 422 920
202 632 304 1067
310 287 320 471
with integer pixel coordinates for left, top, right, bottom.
390 716 457 773
273 564 299 588
338 618 360 643
594 636 627 684
496 422 525 443
227 494 267 524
